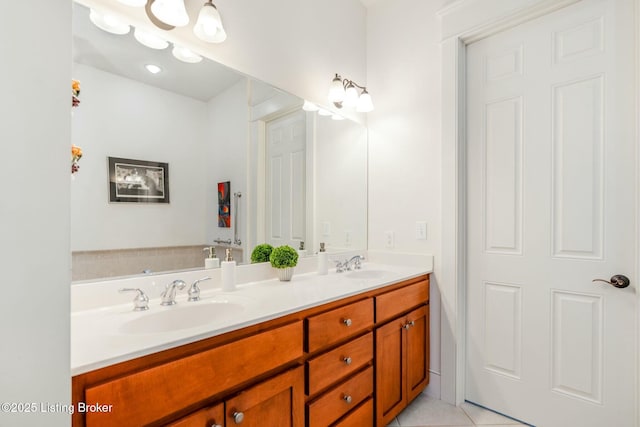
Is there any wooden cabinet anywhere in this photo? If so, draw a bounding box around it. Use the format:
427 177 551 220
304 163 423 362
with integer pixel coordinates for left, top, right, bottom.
225 367 304 427
72 274 430 427
375 279 430 427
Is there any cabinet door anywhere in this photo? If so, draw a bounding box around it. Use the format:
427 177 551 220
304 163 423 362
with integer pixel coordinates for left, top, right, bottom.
406 305 429 402
375 317 406 426
166 403 224 427
225 367 304 427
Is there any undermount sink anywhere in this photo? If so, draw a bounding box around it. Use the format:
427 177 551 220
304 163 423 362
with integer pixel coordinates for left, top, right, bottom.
344 269 390 280
119 298 246 335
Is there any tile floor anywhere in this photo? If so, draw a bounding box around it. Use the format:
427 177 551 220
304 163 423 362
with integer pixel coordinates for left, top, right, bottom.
386 394 526 427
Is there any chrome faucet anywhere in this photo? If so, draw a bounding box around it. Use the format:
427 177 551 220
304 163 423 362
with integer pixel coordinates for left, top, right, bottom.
160 280 187 306
345 255 365 270
188 277 212 302
119 288 149 311
336 255 365 273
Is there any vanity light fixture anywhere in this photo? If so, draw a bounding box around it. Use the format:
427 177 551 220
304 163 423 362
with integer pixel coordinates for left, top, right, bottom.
172 45 203 63
193 0 227 43
145 64 162 74
89 9 130 35
151 0 190 27
328 73 374 113
134 28 169 49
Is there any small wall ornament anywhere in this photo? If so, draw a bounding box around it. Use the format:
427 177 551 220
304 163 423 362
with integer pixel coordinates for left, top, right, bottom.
71 79 83 176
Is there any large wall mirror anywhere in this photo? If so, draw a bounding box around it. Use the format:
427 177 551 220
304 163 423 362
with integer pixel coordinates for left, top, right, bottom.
71 2 368 282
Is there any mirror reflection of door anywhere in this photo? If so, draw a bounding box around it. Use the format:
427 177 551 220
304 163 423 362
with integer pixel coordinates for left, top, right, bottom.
265 110 306 249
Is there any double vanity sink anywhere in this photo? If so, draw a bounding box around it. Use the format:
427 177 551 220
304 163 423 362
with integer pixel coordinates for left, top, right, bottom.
71 258 430 375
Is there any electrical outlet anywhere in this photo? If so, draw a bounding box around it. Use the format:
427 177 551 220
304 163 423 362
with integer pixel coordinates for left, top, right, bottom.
385 231 394 248
416 221 427 240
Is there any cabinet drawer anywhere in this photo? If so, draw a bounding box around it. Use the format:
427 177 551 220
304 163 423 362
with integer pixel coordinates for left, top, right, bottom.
84 321 303 426
333 397 373 427
376 279 429 324
307 332 373 396
306 299 373 353
307 366 373 427
166 403 224 427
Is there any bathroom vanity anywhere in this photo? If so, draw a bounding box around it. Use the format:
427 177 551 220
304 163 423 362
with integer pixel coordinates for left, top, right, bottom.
71 262 430 426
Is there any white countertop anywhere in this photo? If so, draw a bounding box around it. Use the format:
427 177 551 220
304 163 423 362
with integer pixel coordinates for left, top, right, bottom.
71 255 433 376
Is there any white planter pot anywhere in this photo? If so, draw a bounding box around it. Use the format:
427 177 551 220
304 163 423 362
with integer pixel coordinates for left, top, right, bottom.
276 267 294 281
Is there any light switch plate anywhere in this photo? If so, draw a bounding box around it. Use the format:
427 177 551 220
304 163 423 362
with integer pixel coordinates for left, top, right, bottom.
385 231 394 248
416 221 427 240
322 222 331 237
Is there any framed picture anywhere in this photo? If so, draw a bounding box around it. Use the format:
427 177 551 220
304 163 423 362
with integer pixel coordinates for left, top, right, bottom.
108 157 170 203
218 181 230 227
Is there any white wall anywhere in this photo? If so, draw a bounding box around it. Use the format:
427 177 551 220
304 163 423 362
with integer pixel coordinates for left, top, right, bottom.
71 64 209 251
366 0 447 397
0 1 71 425
205 79 250 261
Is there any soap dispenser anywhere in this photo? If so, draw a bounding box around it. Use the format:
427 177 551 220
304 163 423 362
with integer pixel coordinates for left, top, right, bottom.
318 242 328 275
203 247 220 269
221 248 236 291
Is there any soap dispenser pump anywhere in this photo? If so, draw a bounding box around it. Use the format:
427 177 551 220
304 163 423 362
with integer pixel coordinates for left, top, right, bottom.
203 247 220 269
221 248 236 291
318 242 328 275
297 241 307 258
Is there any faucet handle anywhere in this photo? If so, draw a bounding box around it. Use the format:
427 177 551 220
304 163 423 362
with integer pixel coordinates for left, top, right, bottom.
188 277 212 302
335 260 346 273
119 288 149 311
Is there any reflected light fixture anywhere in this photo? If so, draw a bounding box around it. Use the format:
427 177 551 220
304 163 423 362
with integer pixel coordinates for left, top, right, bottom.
134 28 169 49
194 0 227 43
145 64 162 74
117 0 147 7
172 45 203 63
89 9 130 35
317 108 332 116
151 0 190 27
302 100 320 112
328 73 374 113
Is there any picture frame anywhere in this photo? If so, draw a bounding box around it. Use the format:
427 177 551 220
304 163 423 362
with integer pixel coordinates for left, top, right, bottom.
108 157 170 203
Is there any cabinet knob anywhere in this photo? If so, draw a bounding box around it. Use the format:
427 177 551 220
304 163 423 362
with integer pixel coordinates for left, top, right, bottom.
343 318 352 327
343 356 352 366
233 411 244 424
404 320 415 329
343 394 353 404
210 424 222 427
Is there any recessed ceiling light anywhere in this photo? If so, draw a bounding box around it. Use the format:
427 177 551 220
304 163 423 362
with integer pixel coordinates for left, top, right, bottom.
171 45 203 63
134 28 169 50
145 64 162 74
89 9 130 35
302 100 319 112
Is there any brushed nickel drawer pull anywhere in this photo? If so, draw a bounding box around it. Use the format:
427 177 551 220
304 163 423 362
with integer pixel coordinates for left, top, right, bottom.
233 411 244 424
343 318 352 327
343 394 352 404
343 356 352 366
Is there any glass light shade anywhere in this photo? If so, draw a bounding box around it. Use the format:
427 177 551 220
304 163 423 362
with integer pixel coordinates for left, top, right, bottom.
302 100 319 112
318 108 332 116
356 90 374 112
194 2 226 43
172 45 203 63
328 76 345 103
343 83 359 108
89 9 130 35
151 0 189 27
134 28 169 49
117 0 147 6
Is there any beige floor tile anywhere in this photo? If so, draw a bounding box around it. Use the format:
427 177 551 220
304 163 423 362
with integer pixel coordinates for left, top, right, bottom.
386 418 400 427
397 395 474 426
460 402 524 425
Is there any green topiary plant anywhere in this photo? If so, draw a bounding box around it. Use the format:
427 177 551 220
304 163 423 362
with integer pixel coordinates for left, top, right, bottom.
251 243 274 264
269 245 299 269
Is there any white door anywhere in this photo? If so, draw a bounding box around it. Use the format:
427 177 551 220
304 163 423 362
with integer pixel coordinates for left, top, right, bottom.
265 110 306 248
466 1 636 426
